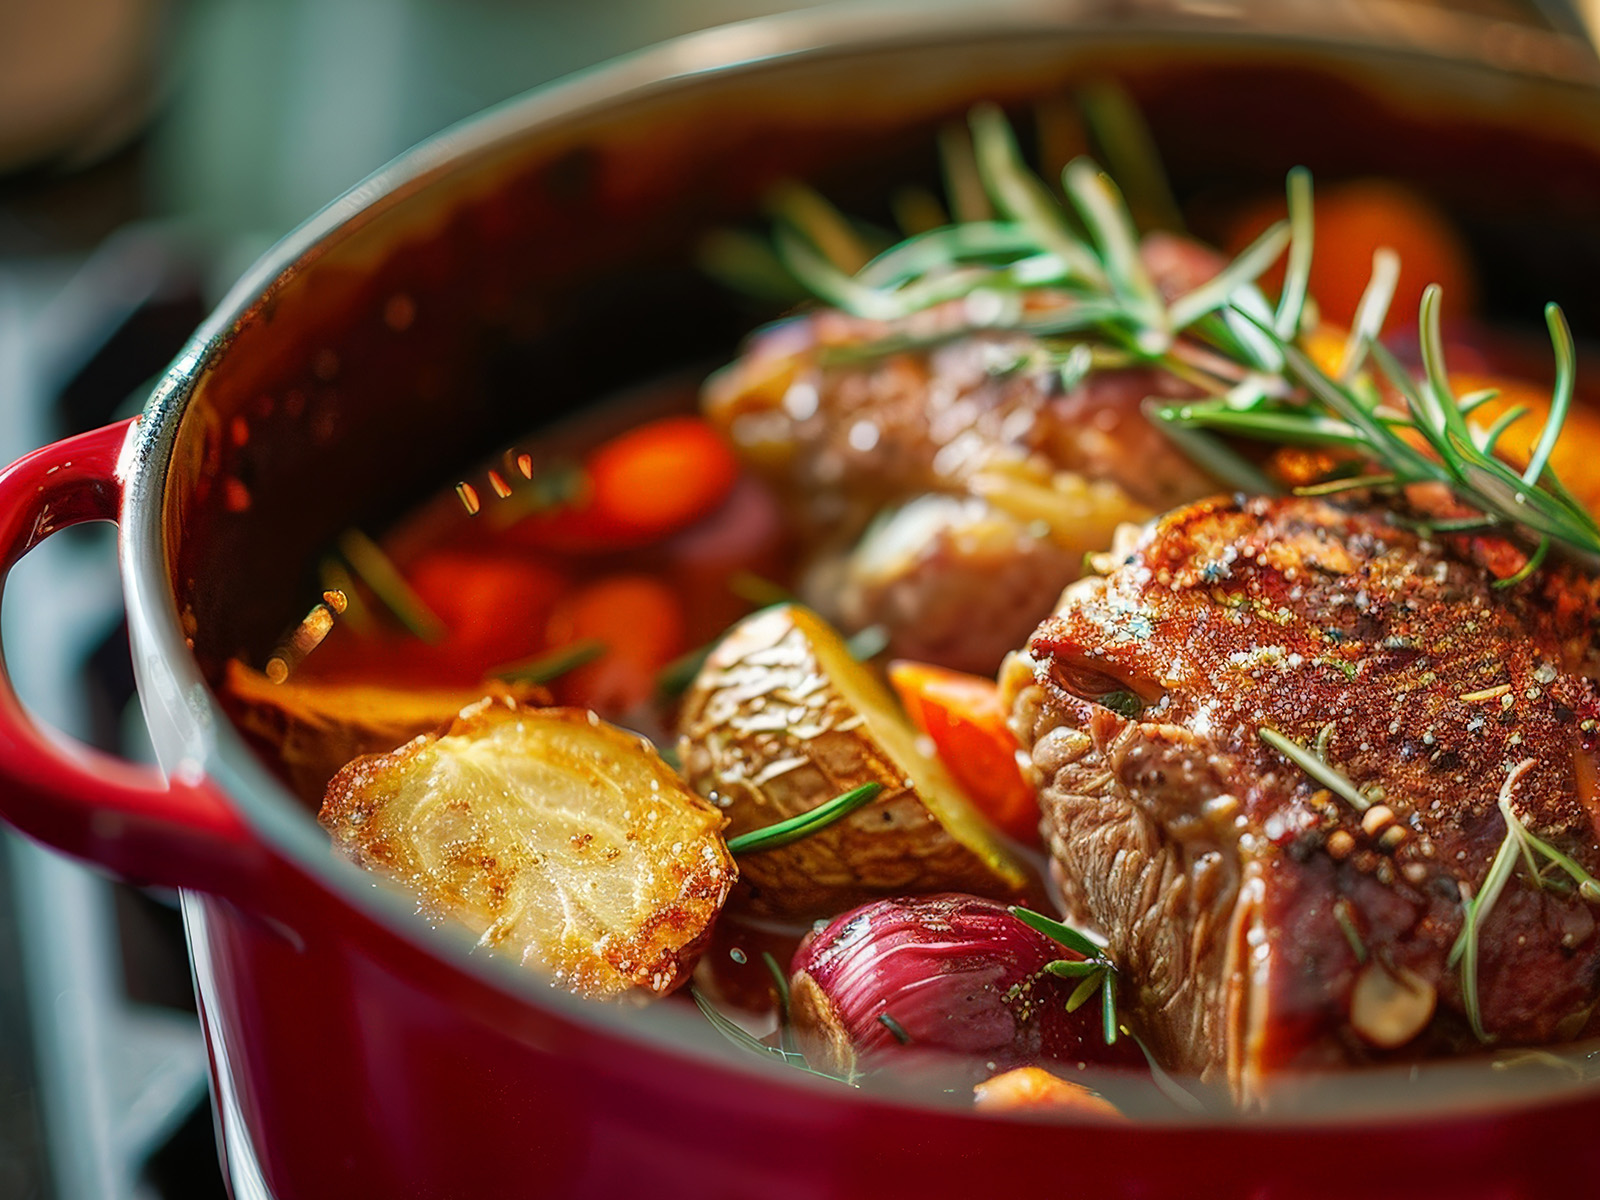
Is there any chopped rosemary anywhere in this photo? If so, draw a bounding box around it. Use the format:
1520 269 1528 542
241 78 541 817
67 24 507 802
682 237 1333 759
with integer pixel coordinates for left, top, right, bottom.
656 641 714 697
691 987 855 1085
762 950 799 1057
878 1013 913 1045
756 104 1598 572
762 950 791 1018
1448 758 1600 1041
844 623 891 662
336 529 446 643
1332 898 1368 965
726 782 884 856
1258 726 1371 812
492 638 608 685
727 570 793 609
1011 905 1121 1045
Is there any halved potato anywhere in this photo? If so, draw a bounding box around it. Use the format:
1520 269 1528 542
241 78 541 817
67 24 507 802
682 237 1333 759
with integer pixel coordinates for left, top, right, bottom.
677 604 1027 917
221 659 543 805
320 697 736 999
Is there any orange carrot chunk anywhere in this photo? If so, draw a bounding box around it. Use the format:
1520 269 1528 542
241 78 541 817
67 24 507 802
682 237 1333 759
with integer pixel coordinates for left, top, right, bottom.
515 416 740 553
888 660 1041 845
973 1067 1124 1119
544 575 688 715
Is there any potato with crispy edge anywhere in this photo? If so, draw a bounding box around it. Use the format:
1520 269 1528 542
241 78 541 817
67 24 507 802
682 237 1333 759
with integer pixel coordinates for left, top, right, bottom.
320 697 736 999
221 659 546 805
677 604 1027 917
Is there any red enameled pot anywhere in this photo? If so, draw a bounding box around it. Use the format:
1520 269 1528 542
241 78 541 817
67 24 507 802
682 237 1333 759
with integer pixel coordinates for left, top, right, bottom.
6 4 1600 1197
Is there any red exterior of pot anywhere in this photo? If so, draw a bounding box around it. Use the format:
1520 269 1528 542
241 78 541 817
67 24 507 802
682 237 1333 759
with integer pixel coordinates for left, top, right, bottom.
184 883 1600 1200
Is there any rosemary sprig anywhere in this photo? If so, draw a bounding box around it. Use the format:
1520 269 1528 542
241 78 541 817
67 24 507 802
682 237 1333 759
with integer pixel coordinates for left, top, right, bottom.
1448 759 1600 1041
1258 726 1371 812
337 529 446 643
726 782 884 856
690 987 855 1085
491 638 608 685
1011 905 1121 1045
759 105 1598 571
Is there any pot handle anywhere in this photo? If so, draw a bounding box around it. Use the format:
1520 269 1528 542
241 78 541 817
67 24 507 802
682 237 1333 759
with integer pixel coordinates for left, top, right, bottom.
0 419 260 895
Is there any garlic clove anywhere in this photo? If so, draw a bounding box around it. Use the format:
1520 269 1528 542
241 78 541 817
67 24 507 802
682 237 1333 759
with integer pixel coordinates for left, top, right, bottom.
1349 962 1436 1049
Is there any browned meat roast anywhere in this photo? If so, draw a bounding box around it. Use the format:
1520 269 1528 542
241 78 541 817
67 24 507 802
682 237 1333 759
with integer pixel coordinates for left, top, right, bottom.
700 235 1223 673
1000 494 1600 1102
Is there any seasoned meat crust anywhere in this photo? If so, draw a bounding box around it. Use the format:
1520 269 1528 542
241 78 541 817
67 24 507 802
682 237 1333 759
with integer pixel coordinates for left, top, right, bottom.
1001 495 1600 1102
702 234 1223 673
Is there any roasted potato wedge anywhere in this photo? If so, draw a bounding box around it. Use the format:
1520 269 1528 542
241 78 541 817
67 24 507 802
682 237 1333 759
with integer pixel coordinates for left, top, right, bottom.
677 604 1027 917
320 697 736 999
221 659 546 805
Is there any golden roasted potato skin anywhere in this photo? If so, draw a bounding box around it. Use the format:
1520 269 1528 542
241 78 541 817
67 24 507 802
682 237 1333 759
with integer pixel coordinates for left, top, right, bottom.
320 697 735 999
221 659 545 805
677 605 1026 918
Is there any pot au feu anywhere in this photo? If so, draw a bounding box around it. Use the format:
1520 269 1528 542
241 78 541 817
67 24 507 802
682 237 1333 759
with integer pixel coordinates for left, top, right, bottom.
221 103 1600 1115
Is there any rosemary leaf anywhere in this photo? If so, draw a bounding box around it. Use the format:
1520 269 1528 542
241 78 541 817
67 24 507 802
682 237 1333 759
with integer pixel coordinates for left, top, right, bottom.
970 105 1104 287
1009 905 1106 960
1146 406 1283 496
1457 387 1502 419
1493 537 1550 590
1259 726 1371 812
727 782 884 856
1451 828 1520 1041
493 638 608 685
768 181 874 274
691 987 854 1084
1077 79 1184 233
656 642 712 697
1524 303 1576 487
1476 405 1531 458
762 950 792 1021
1065 970 1105 1013
1274 167 1314 339
878 1013 913 1045
337 529 446 643
845 623 891 662
1167 219 1290 332
1338 248 1400 381
1043 958 1103 979
1062 158 1165 341
1102 971 1119 1045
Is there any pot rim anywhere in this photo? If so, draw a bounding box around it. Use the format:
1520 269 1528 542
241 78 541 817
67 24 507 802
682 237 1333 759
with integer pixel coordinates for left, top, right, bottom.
117 0 1600 1128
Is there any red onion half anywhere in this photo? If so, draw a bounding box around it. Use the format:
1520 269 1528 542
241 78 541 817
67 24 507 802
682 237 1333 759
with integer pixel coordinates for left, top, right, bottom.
789 893 1143 1081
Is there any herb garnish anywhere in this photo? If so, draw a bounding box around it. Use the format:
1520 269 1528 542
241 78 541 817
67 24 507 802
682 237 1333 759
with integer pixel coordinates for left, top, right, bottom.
877 1013 913 1045
1010 905 1121 1045
764 104 1600 573
1449 758 1600 1041
492 638 608 685
1258 726 1371 812
691 987 856 1085
726 782 885 856
337 528 446 642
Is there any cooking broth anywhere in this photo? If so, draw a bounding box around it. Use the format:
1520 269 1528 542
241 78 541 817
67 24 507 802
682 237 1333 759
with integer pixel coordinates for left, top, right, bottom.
192 50 1600 1120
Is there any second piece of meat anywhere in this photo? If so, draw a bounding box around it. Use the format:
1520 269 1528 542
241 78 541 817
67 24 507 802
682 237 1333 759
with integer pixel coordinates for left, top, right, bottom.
1001 495 1600 1103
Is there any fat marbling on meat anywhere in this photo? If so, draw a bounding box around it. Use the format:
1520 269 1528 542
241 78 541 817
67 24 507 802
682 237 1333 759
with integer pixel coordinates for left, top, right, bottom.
1000 494 1600 1102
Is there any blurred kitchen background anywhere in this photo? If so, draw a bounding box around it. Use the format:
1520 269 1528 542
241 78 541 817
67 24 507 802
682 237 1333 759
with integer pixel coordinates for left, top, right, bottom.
0 1 1597 1198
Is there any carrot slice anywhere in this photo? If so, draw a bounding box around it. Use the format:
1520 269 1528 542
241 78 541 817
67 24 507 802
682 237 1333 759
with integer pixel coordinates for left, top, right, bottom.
515 416 740 553
973 1067 1124 1119
545 574 688 714
888 660 1041 844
